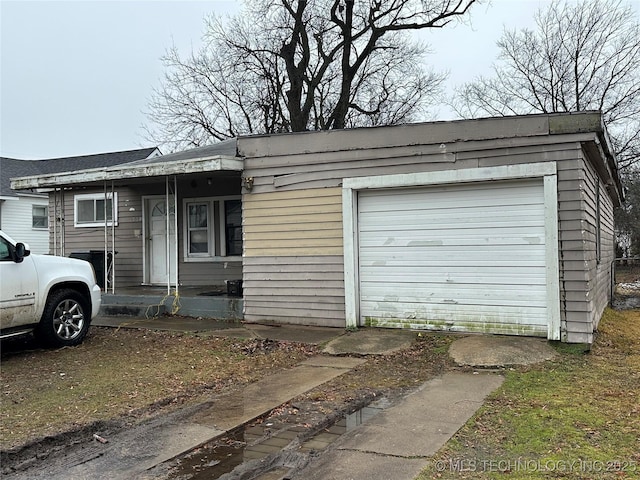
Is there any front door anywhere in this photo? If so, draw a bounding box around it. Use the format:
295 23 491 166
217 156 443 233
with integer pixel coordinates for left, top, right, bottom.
145 197 177 285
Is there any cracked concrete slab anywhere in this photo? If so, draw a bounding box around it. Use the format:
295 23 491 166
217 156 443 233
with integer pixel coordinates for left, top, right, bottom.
449 335 557 367
322 328 415 355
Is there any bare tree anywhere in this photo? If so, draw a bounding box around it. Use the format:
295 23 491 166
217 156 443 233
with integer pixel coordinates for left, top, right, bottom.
144 0 478 151
452 0 640 172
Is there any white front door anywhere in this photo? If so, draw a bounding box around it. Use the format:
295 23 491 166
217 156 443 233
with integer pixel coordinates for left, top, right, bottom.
146 197 177 285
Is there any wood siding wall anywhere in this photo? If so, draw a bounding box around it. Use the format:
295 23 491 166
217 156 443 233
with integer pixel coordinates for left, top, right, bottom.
240 122 617 342
50 186 145 287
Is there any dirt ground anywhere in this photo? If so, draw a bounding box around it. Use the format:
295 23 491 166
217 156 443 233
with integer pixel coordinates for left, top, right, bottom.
0 325 456 475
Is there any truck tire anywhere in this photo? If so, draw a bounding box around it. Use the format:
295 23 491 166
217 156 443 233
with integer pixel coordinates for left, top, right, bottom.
35 288 91 347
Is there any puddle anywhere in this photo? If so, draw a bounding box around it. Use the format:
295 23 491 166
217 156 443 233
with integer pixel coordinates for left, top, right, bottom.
299 406 382 452
166 404 383 479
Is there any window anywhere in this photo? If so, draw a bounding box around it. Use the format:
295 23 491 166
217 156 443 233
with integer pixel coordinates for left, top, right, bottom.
187 203 210 255
32 205 48 229
74 193 118 227
225 199 242 256
0 236 10 261
183 196 241 261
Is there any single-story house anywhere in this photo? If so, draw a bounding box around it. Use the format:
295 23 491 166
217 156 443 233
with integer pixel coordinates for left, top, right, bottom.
11 112 622 343
0 148 159 253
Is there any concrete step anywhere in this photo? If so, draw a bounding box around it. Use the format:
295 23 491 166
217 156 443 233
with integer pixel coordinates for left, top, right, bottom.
100 294 243 320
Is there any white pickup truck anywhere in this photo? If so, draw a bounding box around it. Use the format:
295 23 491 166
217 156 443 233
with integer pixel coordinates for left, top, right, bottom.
0 230 101 347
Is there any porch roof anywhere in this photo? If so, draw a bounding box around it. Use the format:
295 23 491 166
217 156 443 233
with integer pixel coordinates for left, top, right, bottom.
10 139 242 190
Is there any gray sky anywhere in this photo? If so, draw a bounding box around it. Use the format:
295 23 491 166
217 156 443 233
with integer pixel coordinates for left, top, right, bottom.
1 0 553 159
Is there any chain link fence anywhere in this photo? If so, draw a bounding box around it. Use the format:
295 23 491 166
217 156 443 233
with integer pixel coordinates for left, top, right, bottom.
612 258 640 309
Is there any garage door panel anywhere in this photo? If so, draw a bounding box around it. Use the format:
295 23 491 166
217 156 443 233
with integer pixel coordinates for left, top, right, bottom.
361 184 544 212
360 303 547 335
362 302 547 319
360 268 547 285
360 203 545 220
357 179 549 334
360 284 546 305
359 234 545 247
359 244 546 259
359 215 545 232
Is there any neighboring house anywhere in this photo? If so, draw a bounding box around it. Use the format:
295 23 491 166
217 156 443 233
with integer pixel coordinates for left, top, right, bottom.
0 158 50 253
1 148 160 253
11 113 623 344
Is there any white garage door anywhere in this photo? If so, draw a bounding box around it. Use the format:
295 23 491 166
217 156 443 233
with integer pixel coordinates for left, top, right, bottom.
357 179 549 336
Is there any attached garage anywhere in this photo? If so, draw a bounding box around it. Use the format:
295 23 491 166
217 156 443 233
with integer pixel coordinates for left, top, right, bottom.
239 112 622 343
346 165 560 339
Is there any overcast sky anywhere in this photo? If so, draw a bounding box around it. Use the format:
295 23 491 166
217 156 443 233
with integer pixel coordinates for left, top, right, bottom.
0 0 572 159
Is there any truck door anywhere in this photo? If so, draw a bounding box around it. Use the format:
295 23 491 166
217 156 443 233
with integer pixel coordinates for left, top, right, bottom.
0 236 38 329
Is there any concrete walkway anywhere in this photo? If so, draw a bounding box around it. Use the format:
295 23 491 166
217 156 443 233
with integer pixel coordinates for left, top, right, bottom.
290 373 504 480
83 315 555 480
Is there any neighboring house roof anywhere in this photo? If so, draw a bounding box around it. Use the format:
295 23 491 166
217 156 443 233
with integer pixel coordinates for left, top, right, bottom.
10 140 242 190
0 157 43 198
1 147 159 198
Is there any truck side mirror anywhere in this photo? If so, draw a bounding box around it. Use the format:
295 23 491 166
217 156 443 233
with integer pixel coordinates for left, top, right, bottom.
13 243 29 263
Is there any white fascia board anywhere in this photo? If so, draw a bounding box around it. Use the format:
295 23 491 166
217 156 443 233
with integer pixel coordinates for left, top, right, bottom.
343 162 557 190
11 156 243 190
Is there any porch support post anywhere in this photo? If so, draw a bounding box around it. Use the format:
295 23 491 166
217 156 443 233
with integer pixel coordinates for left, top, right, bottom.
173 175 179 295
103 181 108 292
53 187 57 256
165 176 171 296
110 180 116 294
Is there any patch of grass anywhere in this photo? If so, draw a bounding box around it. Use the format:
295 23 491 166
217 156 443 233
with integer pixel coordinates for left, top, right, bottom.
419 309 640 480
0 328 316 450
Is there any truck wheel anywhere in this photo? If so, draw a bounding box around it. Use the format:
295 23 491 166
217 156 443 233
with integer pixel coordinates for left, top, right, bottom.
35 289 91 347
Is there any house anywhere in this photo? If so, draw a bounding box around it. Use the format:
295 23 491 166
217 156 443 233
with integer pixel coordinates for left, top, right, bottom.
1 148 159 253
11 139 242 294
10 112 622 343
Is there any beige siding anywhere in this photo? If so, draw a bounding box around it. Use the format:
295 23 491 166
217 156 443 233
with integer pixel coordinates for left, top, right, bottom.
243 188 343 257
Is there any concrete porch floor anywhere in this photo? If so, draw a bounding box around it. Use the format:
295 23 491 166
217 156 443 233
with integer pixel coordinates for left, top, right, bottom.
100 285 243 320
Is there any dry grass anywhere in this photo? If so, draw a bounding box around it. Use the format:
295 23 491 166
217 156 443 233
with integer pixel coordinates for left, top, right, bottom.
420 309 640 480
0 328 316 450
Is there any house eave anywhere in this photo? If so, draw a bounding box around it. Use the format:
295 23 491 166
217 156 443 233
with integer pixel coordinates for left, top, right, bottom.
11 156 244 190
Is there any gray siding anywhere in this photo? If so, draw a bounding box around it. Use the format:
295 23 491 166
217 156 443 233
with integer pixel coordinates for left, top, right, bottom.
243 256 345 327
49 186 145 287
50 174 243 289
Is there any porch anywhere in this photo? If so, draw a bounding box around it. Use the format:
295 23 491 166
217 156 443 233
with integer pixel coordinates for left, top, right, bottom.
100 285 243 321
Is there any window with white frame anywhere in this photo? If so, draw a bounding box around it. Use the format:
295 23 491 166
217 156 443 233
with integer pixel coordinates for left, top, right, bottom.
74 192 118 227
183 196 241 261
32 205 48 229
